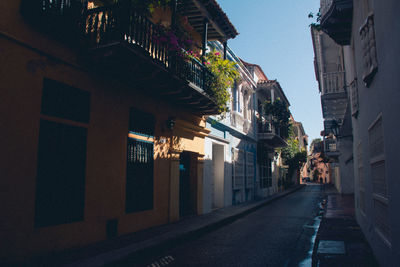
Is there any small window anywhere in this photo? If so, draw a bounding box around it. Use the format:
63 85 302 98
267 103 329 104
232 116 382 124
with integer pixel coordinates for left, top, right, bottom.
233 149 244 189
41 78 91 123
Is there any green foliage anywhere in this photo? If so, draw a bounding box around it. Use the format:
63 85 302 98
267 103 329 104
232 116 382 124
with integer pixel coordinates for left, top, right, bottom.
308 10 322 30
281 123 307 178
313 168 320 181
204 49 240 114
127 0 172 15
263 98 291 138
310 138 322 148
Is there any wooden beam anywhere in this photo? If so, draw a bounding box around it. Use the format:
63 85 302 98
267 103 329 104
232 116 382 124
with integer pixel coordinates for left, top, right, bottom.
191 0 226 40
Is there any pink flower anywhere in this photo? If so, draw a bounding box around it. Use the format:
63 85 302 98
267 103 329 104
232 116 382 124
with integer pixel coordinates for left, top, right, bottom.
215 52 220 56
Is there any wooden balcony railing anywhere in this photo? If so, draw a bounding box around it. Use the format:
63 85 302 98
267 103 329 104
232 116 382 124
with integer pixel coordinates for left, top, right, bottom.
83 4 214 95
320 0 353 45
324 138 338 153
258 121 273 134
320 0 333 18
21 1 215 97
322 71 345 94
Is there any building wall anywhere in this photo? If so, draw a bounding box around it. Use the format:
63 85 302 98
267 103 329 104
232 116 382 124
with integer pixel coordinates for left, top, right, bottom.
203 133 232 214
0 0 209 261
337 137 354 194
350 0 400 265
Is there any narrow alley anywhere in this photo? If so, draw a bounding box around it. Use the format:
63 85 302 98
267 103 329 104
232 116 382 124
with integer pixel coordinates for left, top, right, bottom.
114 185 323 267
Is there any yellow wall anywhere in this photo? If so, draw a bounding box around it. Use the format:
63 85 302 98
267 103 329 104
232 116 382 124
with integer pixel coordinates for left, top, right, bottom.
0 0 208 261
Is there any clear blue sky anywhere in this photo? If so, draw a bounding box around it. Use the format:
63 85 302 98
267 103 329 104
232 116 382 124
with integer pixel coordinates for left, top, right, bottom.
218 0 322 144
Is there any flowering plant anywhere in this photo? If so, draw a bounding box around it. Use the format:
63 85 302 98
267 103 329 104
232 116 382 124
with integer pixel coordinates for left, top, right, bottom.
204 49 240 113
153 24 195 56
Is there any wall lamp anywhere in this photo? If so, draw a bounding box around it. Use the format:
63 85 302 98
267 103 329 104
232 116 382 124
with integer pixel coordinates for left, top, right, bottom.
167 117 176 131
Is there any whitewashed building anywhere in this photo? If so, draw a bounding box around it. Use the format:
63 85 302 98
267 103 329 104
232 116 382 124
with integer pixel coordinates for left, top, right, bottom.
318 0 400 265
202 43 257 213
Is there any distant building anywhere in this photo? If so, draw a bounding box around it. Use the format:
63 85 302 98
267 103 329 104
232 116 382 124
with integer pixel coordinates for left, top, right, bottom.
242 62 291 197
311 22 354 194
291 117 308 184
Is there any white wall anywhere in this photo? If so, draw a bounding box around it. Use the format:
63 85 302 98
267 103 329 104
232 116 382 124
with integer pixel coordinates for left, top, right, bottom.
349 0 400 265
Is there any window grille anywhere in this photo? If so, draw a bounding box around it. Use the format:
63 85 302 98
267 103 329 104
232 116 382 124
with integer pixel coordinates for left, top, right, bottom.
369 117 384 159
246 152 254 188
232 149 244 190
368 115 391 244
126 108 155 213
371 161 387 197
350 79 359 117
357 142 366 214
260 159 272 189
126 138 154 213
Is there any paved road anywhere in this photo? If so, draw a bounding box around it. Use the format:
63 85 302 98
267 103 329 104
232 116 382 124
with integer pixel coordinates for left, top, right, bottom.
123 185 323 267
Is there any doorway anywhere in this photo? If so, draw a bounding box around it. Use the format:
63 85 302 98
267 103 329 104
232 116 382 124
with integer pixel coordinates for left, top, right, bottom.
179 151 197 217
212 144 225 209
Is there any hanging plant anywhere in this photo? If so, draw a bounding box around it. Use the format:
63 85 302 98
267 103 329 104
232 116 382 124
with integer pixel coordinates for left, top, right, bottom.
204 49 240 114
263 98 290 130
152 23 195 55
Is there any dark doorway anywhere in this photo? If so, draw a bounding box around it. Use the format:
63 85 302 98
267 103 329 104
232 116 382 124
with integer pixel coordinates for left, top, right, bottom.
179 151 196 217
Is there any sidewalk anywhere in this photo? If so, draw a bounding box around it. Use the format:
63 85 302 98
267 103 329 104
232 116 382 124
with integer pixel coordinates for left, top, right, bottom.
312 184 378 266
28 185 305 267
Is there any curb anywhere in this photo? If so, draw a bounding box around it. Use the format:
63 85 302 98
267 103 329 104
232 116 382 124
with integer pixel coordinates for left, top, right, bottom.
69 185 306 266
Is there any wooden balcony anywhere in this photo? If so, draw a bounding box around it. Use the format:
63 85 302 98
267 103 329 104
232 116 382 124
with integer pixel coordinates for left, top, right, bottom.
324 138 340 158
322 71 346 95
257 121 287 148
321 92 348 121
81 4 220 114
21 0 234 115
320 0 353 45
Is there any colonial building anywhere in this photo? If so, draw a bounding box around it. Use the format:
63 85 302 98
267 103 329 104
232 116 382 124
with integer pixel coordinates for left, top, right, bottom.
311 24 354 194
291 117 308 185
202 43 257 213
242 62 291 198
0 0 238 261
317 0 400 265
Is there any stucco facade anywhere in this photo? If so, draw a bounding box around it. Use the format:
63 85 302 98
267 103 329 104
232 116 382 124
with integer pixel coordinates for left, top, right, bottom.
318 0 400 265
202 43 257 213
0 0 237 261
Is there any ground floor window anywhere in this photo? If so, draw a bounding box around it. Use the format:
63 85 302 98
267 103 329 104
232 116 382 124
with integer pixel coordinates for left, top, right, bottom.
35 79 89 227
